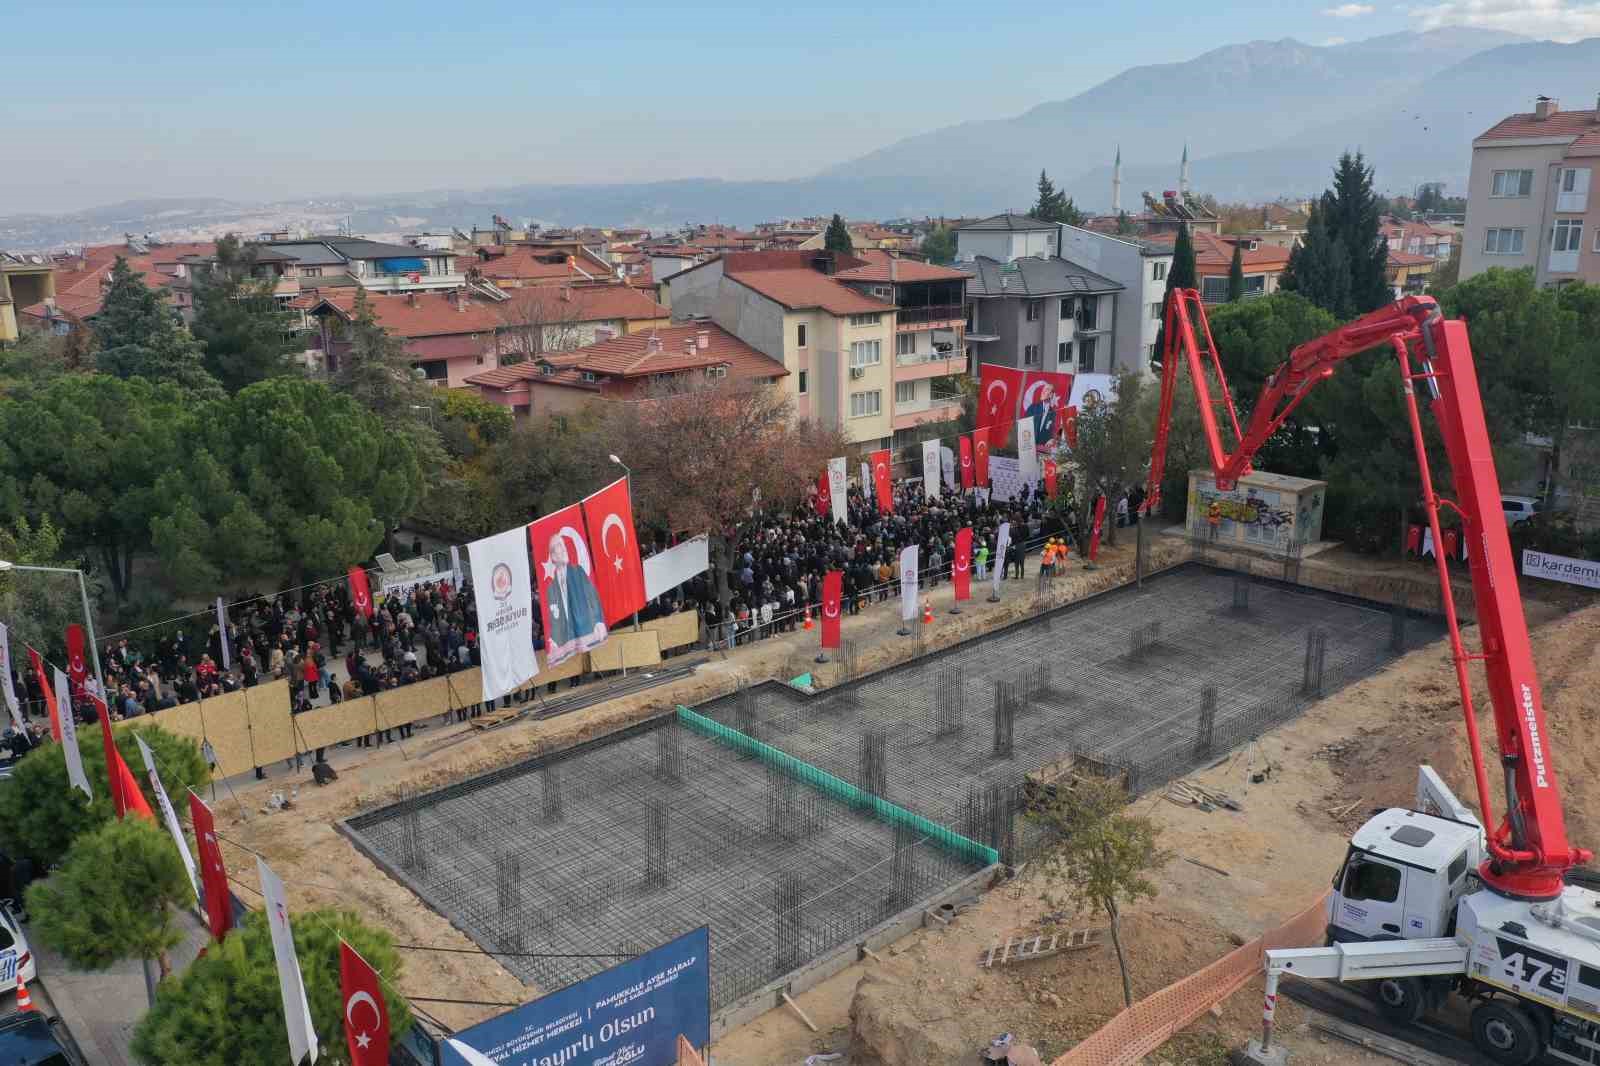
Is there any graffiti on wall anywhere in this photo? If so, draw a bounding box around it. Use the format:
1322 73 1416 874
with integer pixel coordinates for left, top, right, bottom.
1187 478 1324 551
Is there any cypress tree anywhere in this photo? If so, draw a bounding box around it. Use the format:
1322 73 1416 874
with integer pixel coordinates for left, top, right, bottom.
824 214 853 254
1226 241 1245 302
1283 153 1388 318
1153 223 1198 362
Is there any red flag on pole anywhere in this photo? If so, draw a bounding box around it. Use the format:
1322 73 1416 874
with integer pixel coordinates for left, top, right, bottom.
117 752 154 820
972 433 990 489
953 527 973 602
581 476 647 625
870 450 893 516
65 625 88 700
95 694 125 817
957 436 974 491
820 570 842 650
978 364 1023 448
340 940 391 1066
188 790 234 942
1063 405 1080 450
27 647 60 742
814 471 830 518
1043 457 1059 499
348 566 375 620
1089 495 1108 562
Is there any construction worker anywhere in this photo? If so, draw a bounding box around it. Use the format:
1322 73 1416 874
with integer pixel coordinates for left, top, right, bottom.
1207 500 1222 542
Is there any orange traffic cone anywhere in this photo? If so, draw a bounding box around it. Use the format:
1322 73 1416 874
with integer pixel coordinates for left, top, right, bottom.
16 977 33 1012
922 599 933 625
802 604 814 631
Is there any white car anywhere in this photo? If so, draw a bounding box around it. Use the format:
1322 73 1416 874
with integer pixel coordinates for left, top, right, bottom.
1501 494 1541 528
0 907 37 993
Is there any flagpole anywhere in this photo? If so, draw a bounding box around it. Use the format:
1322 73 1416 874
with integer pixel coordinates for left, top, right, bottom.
608 454 641 635
0 561 104 694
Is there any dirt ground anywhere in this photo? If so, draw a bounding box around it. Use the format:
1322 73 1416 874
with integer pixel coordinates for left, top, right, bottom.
208 537 1600 1065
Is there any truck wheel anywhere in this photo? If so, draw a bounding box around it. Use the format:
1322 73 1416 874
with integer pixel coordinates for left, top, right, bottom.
1471 1000 1541 1066
1370 976 1426 1024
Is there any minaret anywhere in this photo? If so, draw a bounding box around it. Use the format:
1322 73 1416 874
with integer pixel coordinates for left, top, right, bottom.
1180 143 1191 199
1112 145 1122 214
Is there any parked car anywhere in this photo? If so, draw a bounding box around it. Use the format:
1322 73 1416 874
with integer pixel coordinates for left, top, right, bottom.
1502 494 1541 528
0 906 37 994
0 1011 78 1065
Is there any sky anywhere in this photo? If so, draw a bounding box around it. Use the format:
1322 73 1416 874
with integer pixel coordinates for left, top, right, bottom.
3 0 1597 215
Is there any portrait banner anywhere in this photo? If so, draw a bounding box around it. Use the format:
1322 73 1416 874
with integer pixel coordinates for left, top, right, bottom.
922 439 940 500
530 505 608 669
467 526 539 704
899 545 920 622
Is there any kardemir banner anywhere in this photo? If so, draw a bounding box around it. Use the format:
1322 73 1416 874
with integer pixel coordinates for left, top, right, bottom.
1522 549 1600 590
467 526 539 703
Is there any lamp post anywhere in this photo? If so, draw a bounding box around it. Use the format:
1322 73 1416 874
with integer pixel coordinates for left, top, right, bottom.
0 560 104 694
609 455 642 634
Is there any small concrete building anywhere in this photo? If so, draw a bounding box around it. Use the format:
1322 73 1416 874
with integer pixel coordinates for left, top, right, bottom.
1186 469 1327 555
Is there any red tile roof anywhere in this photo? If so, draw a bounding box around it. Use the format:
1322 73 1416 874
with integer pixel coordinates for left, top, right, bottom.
1388 250 1436 268
1143 230 1291 274
465 322 786 389
312 290 505 337
24 241 216 320
1476 106 1600 143
711 251 893 315
465 363 598 391
463 246 613 284
832 249 969 283
498 284 668 324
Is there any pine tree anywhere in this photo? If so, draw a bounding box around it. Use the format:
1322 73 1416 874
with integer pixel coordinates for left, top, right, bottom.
192 234 299 393
1226 241 1245 302
1153 224 1198 363
1283 153 1389 318
1115 211 1134 235
93 259 219 394
824 214 853 254
1031 171 1086 226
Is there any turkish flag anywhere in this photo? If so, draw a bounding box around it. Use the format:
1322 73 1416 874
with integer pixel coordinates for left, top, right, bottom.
978 364 1023 447
1406 524 1423 555
27 646 60 742
1063 405 1080 450
581 477 646 625
1044 457 1059 499
189 790 234 942
820 570 843 650
953 527 973 602
972 433 990 489
348 566 375 620
65 624 88 700
340 940 391 1066
1442 527 1460 561
814 471 830 518
870 449 893 516
94 693 125 817
1089 495 1108 562
958 435 974 491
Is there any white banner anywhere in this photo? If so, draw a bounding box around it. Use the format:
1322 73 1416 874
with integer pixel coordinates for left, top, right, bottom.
55 667 91 799
941 445 957 492
450 545 463 591
861 461 871 507
378 569 457 599
985 455 1037 502
643 536 710 600
921 440 941 500
467 526 539 704
137 735 200 905
1017 417 1039 484
900 544 920 622
828 456 848 526
993 522 1011 598
1522 549 1600 589
257 859 320 1065
0 623 22 732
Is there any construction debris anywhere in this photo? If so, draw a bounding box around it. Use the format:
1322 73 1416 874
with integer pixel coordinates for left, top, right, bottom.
1164 780 1243 812
980 928 1101 967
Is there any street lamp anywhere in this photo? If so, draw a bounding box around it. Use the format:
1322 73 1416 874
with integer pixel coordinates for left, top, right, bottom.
0 560 104 693
608 453 630 476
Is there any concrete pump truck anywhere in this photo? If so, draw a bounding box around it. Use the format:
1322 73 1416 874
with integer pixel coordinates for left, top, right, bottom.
1143 289 1600 1065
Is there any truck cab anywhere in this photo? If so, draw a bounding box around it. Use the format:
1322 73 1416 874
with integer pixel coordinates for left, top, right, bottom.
1330 808 1482 942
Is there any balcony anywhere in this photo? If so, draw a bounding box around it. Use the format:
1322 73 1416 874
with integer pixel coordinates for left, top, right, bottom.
896 304 966 328
892 393 962 431
894 348 968 380
356 270 467 293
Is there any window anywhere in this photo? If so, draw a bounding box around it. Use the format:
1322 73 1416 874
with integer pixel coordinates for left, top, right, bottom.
301 266 323 278
1553 219 1584 253
1025 300 1043 322
1023 344 1041 366
1077 298 1098 330
895 332 916 356
849 340 882 367
849 390 882 418
1581 965 1600 991
1447 851 1469 885
1079 337 1098 373
705 365 727 378
849 312 880 327
475 354 485 365
1244 275 1267 297
1484 228 1526 255
1059 297 1075 319
1149 301 1163 321
1491 169 1534 197
581 371 598 383
1152 261 1167 281
1562 167 1582 192
1343 858 1402 903
873 286 892 299
797 323 807 347
798 370 808 394
895 381 917 404
1058 341 1070 364
1201 276 1231 301
1147 342 1158 362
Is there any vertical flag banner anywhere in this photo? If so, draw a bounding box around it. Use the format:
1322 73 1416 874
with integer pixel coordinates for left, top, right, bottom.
827 457 848 526
820 570 843 650
859 461 871 509
55 667 91 799
340 941 391 1066
1043 456 1059 499
953 527 973 602
258 858 320 1066
973 432 990 489
188 791 234 942
1063 405 1080 449
813 471 829 518
529 506 607 669
870 449 893 516
138 736 200 904
96 693 126 816
921 439 940 500
0 623 22 733
29 647 60 742
992 522 1011 598
215 598 231 671
450 545 463 591
941 445 957 492
347 566 375 620
1016 417 1039 485
1089 495 1109 562
468 526 541 700
899 545 920 623
65 624 88 698
581 477 647 626
958 435 974 491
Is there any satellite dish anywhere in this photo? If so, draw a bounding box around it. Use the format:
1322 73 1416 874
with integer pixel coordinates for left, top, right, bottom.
27 254 43 264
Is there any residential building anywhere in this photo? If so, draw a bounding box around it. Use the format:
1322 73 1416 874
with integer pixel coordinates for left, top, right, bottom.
1058 225 1174 371
668 250 899 448
959 257 1122 379
256 238 464 295
463 321 787 419
1 252 55 342
1462 95 1600 284
955 214 1060 263
493 284 670 360
458 245 617 289
1142 229 1291 304
307 289 507 388
18 238 217 332
1387 250 1437 298
1380 217 1456 261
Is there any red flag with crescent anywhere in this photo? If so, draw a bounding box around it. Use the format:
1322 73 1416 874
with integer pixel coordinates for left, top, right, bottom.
1089 495 1108 562
27 646 60 742
348 566 374 620
188 790 234 942
94 694 153 821
957 435 974 490
820 570 843 650
340 940 391 1066
581 476 646 625
978 364 1023 448
972 432 990 489
953 527 973 602
1043 457 1059 499
1063 405 1080 449
814 471 830 518
870 449 893 516
65 624 88 699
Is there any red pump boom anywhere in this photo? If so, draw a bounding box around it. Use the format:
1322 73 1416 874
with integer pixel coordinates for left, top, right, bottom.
1144 289 1591 900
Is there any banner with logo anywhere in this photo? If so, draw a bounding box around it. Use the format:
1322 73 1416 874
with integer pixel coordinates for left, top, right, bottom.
1016 417 1038 484
1522 549 1600 589
214 597 231 671
581 477 647 625
821 570 843 650
1044 456 1059 499
827 457 848 526
1020 368 1072 447
258 858 319 1066
0 623 22 733
529 506 608 669
467 526 540 703
450 545 463 591
921 439 940 500
137 735 200 904
899 545 920 622
953 527 973 602
55 667 91 799
979 365 1073 449
378 569 457 600
860 461 871 508
870 449 893 515
958 436 974 491
992 522 1011 598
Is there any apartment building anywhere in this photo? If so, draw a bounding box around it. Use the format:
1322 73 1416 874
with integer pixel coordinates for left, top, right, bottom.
959 256 1122 378
1462 96 1600 285
955 213 1060 262
1058 226 1173 371
0 252 55 342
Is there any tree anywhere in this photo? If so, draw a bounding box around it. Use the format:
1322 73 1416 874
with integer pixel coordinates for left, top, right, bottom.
1029 775 1167 1007
495 285 588 362
485 405 611 530
192 234 300 392
92 258 219 395
132 908 411 1066
1066 370 1152 549
26 818 191 981
1114 211 1134 236
332 290 445 487
0 723 210 867
1431 241 1462 290
1226 241 1245 302
1031 171 1086 226
1152 223 1197 363
1282 153 1388 318
824 214 853 254
920 226 957 265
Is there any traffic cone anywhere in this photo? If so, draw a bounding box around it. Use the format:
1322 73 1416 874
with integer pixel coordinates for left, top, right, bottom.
16 977 33 1012
922 599 933 625
802 604 814 631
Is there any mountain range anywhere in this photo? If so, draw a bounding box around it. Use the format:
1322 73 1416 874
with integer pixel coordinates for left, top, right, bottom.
3 29 1597 247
